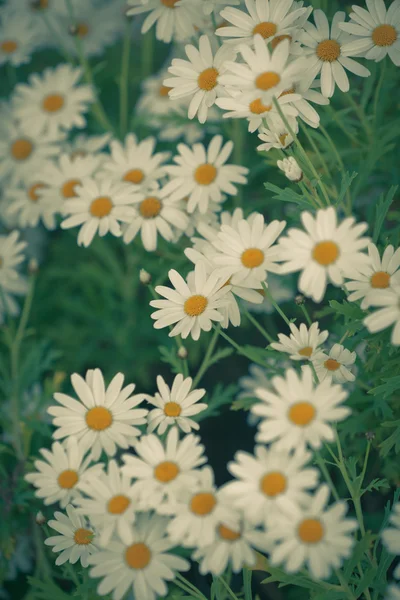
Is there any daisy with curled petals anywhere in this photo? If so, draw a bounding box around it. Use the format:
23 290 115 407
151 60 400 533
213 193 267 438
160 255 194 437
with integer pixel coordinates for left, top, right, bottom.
267 484 358 579
75 460 139 547
257 114 299 152
0 14 40 67
382 502 400 578
277 79 330 129
364 286 400 346
12 65 94 137
6 182 58 230
270 322 328 361
88 513 190 600
339 0 400 66
161 135 248 214
277 207 370 303
146 373 207 435
252 366 350 451
24 437 102 508
122 427 207 511
150 261 231 341
313 343 356 383
48 368 148 461
345 243 400 308
60 178 136 247
299 10 371 99
45 504 97 567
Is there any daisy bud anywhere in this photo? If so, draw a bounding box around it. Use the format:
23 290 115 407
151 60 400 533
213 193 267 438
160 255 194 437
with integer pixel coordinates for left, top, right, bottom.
28 258 39 275
177 346 188 359
277 157 303 183
365 431 375 441
295 294 305 306
68 24 80 36
139 269 151 285
36 511 46 525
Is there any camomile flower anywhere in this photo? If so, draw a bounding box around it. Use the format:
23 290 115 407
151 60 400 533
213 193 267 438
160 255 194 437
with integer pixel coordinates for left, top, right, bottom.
161 135 248 214
277 156 303 182
75 460 139 547
277 207 370 303
244 273 294 315
62 132 112 163
364 286 400 346
313 344 356 383
202 0 239 16
48 368 148 461
6 181 59 230
24 437 103 508
150 261 231 341
45 504 97 567
382 502 400 578
88 513 190 600
0 14 40 66
270 322 328 361
122 427 207 511
12 65 94 137
277 79 330 129
257 113 299 152
1 0 70 43
0 231 27 323
145 374 207 435
387 585 400 600
60 178 137 247
252 366 350 451
339 0 400 66
345 243 400 308
267 484 358 579
299 10 371 98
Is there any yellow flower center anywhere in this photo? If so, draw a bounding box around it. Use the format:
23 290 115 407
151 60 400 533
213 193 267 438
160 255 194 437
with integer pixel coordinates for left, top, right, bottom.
73 528 93 545
370 271 390 289
260 472 287 497
90 196 113 218
271 34 292 49
279 133 289 147
85 406 113 430
125 543 152 569
298 346 313 358
154 461 180 483
312 241 339 266
77 23 90 37
124 169 145 184
28 183 46 202
316 39 341 62
159 85 172 97
218 524 241 541
288 401 316 426
253 21 277 39
57 469 79 489
139 197 162 219
249 98 272 114
241 248 264 269
255 71 281 91
279 87 296 97
42 94 64 113
61 178 81 199
184 294 208 316
164 401 182 417
194 163 217 185
198 67 219 91
161 0 179 7
190 492 217 515
107 494 131 515
1 40 18 53
32 0 49 9
372 24 397 46
11 139 33 161
324 358 341 371
297 518 324 543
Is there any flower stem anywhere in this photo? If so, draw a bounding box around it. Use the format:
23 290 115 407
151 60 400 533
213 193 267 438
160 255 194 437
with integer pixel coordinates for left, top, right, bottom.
300 303 313 326
318 123 352 215
242 305 274 344
261 281 291 327
192 324 221 388
315 450 340 501
212 325 266 367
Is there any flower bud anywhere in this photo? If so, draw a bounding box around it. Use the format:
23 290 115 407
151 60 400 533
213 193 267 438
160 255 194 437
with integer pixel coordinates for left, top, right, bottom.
277 157 303 182
36 511 46 525
139 269 151 285
28 258 39 275
177 346 188 359
295 294 305 306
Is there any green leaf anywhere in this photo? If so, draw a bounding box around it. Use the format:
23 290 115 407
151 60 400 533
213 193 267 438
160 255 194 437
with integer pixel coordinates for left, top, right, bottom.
354 566 378 597
372 185 398 243
195 383 238 422
343 532 375 578
159 345 182 375
264 182 312 210
335 171 358 207
361 478 390 496
379 420 400 457
369 376 400 400
207 346 234 368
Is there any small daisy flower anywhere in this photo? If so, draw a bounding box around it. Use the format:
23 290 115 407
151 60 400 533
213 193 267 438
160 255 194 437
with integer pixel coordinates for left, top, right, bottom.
24 437 102 508
339 0 400 66
300 10 371 98
146 374 207 435
271 322 328 361
6 181 59 230
267 484 358 579
48 368 148 461
150 261 231 341
0 230 27 322
313 343 357 383
88 513 190 600
63 132 112 163
45 504 97 567
364 286 400 345
161 135 248 215
252 366 351 451
277 156 303 182
0 14 40 67
202 0 239 16
122 427 207 511
277 207 370 303
382 502 400 578
278 79 330 129
12 65 94 137
60 178 137 247
1 0 69 43
345 243 400 308
257 113 299 152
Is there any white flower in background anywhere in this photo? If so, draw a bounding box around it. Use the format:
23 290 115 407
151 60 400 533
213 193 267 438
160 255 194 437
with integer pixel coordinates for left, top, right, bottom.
202 0 239 15
364 286 400 346
277 157 303 182
0 0 70 44
161 135 248 214
136 69 187 119
387 585 400 600
6 182 59 230
300 10 371 98
12 65 94 137
238 363 273 401
24 438 102 508
252 366 350 451
0 14 40 66
126 0 202 43
2 535 34 582
45 504 97 567
0 230 28 322
277 207 370 303
122 427 207 510
257 113 299 152
345 243 400 308
313 343 357 383
88 513 190 600
382 502 400 578
146 374 207 435
244 273 294 315
339 0 400 66
48 368 148 461
60 178 137 247
63 132 112 163
267 484 358 579
150 262 230 340
270 322 328 361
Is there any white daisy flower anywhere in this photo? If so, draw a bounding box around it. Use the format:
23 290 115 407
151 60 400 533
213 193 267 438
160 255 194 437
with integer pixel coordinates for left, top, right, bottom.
277 207 370 303
88 513 190 600
364 286 400 346
1 0 70 44
145 373 207 435
387 585 400 600
244 272 294 315
222 445 319 527
313 343 357 383
161 135 248 215
238 363 273 401
257 113 299 152
0 230 28 323
278 79 330 129
252 366 351 451
382 502 400 578
63 132 112 163
122 427 207 511
6 181 58 230
202 0 239 16
345 243 400 308
48 368 148 461
12 65 94 137
60 177 137 247
339 0 400 66
24 437 102 508
45 504 97 567
271 322 328 361
0 14 40 66
267 484 358 579
150 261 231 341
300 10 371 98
75 460 139 547
277 156 303 182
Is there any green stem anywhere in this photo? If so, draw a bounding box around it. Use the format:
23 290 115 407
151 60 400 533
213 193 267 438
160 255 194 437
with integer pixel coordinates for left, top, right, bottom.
232 119 245 207
318 123 352 214
372 60 386 126
212 325 266 367
358 440 371 494
175 574 207 600
216 576 240 600
192 324 220 388
299 179 321 209
242 305 274 344
261 281 291 327
300 303 312 327
300 122 332 183
315 451 340 501
335 568 355 600
345 92 372 140
141 30 154 77
326 104 360 147
119 20 132 138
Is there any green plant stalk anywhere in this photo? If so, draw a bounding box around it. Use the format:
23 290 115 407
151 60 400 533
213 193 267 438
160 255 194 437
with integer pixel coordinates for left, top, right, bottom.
318 123 352 215
232 119 245 207
212 325 266 367
326 104 360 146
261 281 291 327
345 92 372 141
193 324 221 388
315 450 340 501
175 573 208 600
372 60 386 126
299 122 332 184
298 179 321 209
119 20 132 138
242 305 274 344
299 303 313 326
142 30 154 77
216 576 241 600
334 568 356 600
